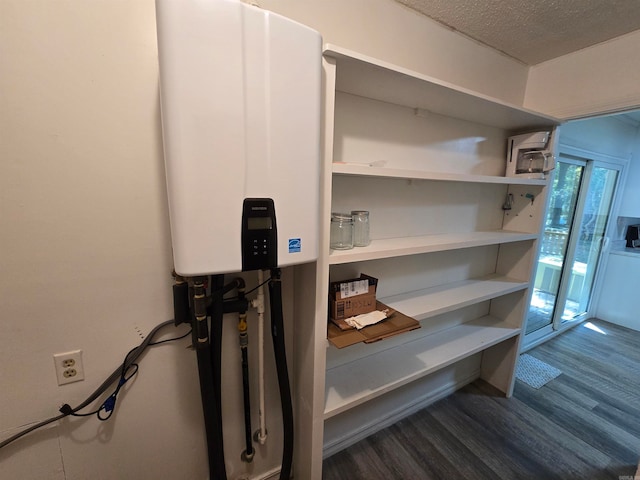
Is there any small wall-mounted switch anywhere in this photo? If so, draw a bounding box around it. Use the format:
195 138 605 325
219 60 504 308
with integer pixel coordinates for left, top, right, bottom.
53 350 85 385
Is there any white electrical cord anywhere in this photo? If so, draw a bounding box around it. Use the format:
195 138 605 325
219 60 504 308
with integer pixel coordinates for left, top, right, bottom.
252 269 268 445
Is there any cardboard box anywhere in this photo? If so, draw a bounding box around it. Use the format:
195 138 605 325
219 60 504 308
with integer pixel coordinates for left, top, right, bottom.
327 301 421 349
329 274 378 321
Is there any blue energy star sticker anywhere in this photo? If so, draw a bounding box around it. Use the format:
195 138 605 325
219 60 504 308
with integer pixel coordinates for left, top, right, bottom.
288 238 301 253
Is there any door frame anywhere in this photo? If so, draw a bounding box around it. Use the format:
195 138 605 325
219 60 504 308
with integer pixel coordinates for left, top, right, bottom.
549 154 589 329
522 144 628 352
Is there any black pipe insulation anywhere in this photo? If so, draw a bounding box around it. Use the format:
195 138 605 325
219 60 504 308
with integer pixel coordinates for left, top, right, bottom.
206 278 248 312
193 278 209 346
191 271 291 478
190 276 226 480
209 274 227 480
196 344 225 479
220 277 246 296
172 277 190 327
195 275 249 477
222 298 249 314
268 269 294 480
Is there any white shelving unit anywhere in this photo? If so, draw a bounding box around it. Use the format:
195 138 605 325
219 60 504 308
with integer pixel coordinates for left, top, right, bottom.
332 162 548 185
328 231 538 264
323 45 559 130
324 316 520 418
380 274 528 321
293 45 561 480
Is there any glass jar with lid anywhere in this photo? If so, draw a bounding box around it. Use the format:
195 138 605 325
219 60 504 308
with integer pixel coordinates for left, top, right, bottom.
351 210 370 247
330 213 354 250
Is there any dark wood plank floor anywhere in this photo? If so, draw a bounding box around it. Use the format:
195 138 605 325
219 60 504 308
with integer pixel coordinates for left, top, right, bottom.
322 319 640 479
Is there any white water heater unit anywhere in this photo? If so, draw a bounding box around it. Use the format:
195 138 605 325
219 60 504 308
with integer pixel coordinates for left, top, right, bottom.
156 0 321 276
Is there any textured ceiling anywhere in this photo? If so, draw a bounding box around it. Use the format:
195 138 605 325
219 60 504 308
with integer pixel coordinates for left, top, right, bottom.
394 0 640 65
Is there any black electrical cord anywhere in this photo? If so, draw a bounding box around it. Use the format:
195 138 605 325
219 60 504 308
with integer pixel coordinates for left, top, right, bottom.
65 327 192 422
0 320 190 450
245 276 271 296
222 276 271 302
65 361 138 421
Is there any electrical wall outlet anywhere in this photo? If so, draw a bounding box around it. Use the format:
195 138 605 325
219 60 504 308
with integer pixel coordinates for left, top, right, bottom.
53 350 84 386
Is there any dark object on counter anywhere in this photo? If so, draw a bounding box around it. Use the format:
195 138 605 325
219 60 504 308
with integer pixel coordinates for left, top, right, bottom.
625 224 640 248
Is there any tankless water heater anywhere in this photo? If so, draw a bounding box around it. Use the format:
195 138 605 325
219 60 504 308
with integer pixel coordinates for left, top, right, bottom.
156 0 321 276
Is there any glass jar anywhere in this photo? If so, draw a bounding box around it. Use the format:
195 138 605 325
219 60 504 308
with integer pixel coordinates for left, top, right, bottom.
351 210 370 247
330 213 354 250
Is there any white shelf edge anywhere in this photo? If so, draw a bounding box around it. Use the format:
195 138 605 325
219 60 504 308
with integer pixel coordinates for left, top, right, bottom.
323 44 562 131
323 315 520 419
328 231 537 265
380 274 528 322
332 163 547 186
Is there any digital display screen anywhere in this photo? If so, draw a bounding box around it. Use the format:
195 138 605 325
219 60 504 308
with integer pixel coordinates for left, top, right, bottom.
248 217 273 230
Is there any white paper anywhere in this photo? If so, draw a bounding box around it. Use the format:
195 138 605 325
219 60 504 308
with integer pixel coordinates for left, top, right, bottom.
344 310 387 330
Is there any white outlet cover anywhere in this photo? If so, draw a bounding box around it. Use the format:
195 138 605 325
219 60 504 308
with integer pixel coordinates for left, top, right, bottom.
53 350 84 386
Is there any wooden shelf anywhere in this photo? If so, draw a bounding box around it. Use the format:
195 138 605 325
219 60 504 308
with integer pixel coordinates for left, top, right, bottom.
328 231 537 264
323 44 561 131
332 163 547 186
380 274 527 321
323 315 520 418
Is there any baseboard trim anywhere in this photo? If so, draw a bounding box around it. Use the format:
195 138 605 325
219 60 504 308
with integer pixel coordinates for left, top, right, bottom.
322 369 480 458
253 466 281 480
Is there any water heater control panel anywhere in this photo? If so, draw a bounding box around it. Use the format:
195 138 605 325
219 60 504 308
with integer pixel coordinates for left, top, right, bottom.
242 198 277 271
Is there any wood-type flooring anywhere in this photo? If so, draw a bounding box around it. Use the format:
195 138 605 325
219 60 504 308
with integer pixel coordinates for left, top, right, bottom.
322 319 640 479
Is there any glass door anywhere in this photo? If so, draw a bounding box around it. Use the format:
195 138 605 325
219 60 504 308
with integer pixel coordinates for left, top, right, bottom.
556 165 619 323
526 159 585 335
525 154 622 343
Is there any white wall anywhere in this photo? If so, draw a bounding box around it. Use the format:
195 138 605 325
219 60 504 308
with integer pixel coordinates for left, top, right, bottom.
525 30 640 120
557 115 640 243
255 0 529 104
559 116 638 160
0 1 209 478
0 1 531 479
618 127 640 217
